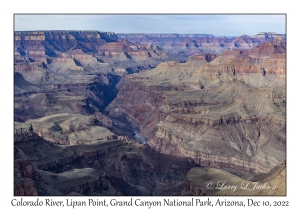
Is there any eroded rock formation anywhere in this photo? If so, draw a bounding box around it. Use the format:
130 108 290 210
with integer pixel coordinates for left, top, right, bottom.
14 30 286 196
117 32 285 55
184 161 286 196
14 132 197 195
107 38 286 176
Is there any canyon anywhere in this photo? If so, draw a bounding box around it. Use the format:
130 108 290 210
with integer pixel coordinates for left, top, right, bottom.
14 31 286 195
117 32 285 55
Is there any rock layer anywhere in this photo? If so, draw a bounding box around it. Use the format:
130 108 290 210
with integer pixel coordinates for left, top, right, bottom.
107 38 286 175
14 30 286 196
185 162 286 196
14 134 197 195
117 32 285 55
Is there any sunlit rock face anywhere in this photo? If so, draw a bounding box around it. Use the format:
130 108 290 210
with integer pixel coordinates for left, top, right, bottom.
107 38 286 175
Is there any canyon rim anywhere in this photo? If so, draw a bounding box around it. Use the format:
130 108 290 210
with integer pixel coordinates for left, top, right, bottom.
13 14 286 196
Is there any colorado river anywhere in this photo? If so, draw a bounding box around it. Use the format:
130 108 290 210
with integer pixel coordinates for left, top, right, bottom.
134 130 147 144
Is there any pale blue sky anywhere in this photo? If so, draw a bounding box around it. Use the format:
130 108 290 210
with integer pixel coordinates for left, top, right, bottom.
15 14 285 36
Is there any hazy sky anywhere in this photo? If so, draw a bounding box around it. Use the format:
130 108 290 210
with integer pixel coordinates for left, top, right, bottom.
15 14 285 36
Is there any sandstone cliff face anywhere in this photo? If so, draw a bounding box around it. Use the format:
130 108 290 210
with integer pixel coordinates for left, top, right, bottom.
15 31 117 53
15 31 168 78
107 39 286 175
